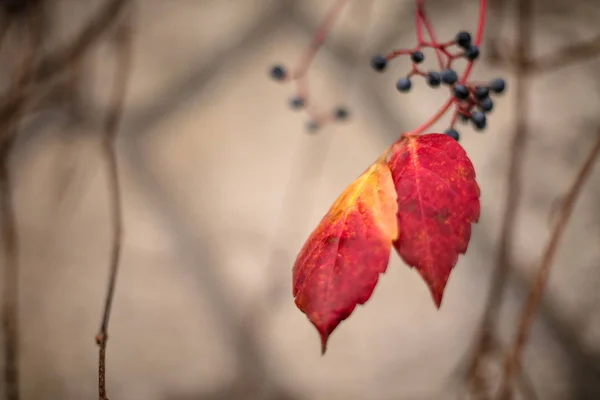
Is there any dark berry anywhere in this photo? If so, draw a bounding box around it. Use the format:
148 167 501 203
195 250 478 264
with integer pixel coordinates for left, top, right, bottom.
474 86 489 100
334 107 349 121
471 111 487 130
396 77 412 92
289 96 305 110
453 84 469 100
441 68 458 85
456 31 472 49
426 71 442 87
479 97 494 112
270 65 287 81
307 121 320 133
445 128 460 141
490 78 506 94
465 44 480 60
411 51 425 64
371 55 388 72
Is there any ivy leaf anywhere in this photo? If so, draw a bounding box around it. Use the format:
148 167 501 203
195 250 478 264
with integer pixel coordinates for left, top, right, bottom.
292 158 398 354
388 134 480 307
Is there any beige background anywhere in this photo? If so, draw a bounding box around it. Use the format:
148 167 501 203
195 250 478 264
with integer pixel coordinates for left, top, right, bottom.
2 0 600 399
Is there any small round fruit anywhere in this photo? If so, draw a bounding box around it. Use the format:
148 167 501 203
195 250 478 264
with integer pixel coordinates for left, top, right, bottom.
479 97 494 112
396 77 412 92
454 84 470 100
456 31 472 49
270 65 287 81
411 51 425 64
471 111 487 130
465 44 480 60
371 55 388 72
427 71 442 87
335 107 349 121
490 78 506 93
441 68 458 85
445 128 460 141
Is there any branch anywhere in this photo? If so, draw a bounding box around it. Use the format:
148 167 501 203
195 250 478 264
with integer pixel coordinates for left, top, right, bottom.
490 34 600 75
95 9 133 400
528 34 600 73
0 0 127 139
496 131 600 399
467 0 533 398
1 7 43 400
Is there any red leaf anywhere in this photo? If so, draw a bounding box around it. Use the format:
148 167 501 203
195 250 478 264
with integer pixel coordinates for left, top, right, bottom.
388 134 480 307
292 158 398 354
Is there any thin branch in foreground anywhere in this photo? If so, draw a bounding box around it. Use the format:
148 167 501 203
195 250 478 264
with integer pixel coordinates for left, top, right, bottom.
495 131 600 399
1 8 43 400
95 10 133 400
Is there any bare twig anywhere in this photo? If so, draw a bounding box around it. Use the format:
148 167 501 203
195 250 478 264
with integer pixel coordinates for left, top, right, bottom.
0 0 127 139
528 33 600 73
1 8 43 400
0 136 19 400
94 8 133 400
495 132 600 399
467 0 533 398
490 34 600 75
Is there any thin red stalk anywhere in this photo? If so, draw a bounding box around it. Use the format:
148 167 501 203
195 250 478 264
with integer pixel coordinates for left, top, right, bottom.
405 0 487 137
409 97 454 136
416 0 445 69
460 0 487 83
415 1 424 45
292 0 350 123
293 0 350 80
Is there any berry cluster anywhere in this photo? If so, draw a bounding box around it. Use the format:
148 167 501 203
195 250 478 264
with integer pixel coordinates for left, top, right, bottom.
268 64 350 133
371 30 507 141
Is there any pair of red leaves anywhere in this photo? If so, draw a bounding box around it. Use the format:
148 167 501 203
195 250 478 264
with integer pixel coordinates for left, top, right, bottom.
292 133 480 354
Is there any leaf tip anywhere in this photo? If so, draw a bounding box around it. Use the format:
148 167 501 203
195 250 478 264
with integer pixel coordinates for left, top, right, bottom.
432 290 444 309
320 330 329 355
429 279 448 309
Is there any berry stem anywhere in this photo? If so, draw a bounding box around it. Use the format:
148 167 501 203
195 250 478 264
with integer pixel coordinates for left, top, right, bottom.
403 0 487 138
416 0 445 69
293 0 350 80
408 97 454 136
460 0 487 83
293 0 350 123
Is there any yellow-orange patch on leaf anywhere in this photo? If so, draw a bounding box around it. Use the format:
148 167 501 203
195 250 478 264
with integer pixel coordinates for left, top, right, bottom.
292 159 398 354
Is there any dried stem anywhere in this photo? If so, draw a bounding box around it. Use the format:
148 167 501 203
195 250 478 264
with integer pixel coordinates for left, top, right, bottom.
492 34 600 75
1 8 43 400
466 0 533 398
495 136 600 399
527 34 600 73
95 10 133 400
0 0 127 140
0 142 18 400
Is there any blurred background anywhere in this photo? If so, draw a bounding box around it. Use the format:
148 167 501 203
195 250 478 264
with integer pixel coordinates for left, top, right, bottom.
1 0 600 399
